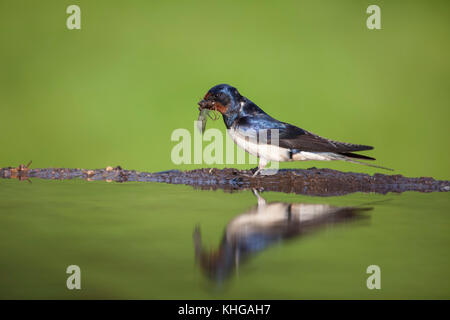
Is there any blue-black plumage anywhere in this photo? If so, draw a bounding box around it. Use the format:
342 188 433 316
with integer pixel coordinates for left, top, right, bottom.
198 84 391 174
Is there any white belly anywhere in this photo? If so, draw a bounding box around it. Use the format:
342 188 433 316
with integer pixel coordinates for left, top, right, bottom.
292 151 334 161
227 128 336 162
226 203 341 240
227 128 291 162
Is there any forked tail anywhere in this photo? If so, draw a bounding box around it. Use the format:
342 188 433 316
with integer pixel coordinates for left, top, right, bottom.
340 156 393 171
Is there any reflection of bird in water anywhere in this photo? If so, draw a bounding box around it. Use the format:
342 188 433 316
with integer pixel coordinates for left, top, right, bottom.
194 189 372 283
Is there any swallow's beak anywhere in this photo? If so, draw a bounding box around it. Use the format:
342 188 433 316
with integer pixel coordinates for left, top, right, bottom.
198 99 213 111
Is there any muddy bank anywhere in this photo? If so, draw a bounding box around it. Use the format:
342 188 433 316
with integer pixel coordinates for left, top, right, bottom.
1 164 449 196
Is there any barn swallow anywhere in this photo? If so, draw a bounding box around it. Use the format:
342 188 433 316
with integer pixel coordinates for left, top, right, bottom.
198 84 391 175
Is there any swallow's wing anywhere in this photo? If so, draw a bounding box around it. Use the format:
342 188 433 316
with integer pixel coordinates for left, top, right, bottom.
235 114 373 153
277 123 373 152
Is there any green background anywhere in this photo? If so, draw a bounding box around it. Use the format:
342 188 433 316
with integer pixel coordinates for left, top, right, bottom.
0 1 449 300
1 179 449 299
0 0 449 179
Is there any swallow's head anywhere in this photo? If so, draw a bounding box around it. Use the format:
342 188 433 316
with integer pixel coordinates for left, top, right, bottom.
198 84 243 115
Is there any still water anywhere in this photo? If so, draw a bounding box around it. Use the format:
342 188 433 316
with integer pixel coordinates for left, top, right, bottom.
0 179 448 299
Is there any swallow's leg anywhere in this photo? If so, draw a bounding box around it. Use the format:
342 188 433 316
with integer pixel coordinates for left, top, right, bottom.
252 158 268 177
251 188 267 207
193 226 203 260
235 249 240 277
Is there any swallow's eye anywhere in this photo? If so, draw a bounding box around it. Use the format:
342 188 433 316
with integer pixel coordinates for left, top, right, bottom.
217 92 226 100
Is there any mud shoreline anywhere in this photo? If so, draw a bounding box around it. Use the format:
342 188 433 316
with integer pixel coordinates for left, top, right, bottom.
1 164 449 196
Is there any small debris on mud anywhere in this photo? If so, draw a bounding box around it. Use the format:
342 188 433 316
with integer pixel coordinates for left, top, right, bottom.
6 161 32 181
1 165 449 196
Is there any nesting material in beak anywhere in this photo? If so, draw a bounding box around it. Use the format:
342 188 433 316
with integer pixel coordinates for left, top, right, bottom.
198 99 210 110
196 99 220 134
197 108 210 134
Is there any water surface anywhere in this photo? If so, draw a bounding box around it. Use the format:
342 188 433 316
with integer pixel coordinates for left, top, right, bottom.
0 179 448 299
